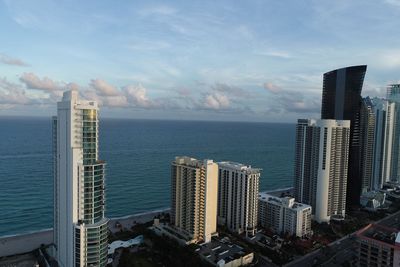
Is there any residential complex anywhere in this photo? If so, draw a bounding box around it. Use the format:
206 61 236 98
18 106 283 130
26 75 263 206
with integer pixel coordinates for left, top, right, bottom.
356 224 400 267
170 156 218 243
321 65 367 207
217 161 260 236
294 119 350 223
53 90 108 266
258 193 312 238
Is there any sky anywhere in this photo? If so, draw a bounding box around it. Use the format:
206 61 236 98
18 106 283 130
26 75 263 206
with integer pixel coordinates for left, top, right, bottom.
1 0 400 122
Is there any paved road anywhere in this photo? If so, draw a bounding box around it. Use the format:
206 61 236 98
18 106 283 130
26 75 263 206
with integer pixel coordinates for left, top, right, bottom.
284 235 357 267
377 210 400 228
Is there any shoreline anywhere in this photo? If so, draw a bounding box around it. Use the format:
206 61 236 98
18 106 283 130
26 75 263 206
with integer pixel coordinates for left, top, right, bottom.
0 188 294 239
0 207 171 257
108 207 170 233
0 207 171 240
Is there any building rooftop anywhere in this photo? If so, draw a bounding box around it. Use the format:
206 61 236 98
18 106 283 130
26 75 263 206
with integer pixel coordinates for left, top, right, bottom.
258 192 311 211
173 156 214 168
356 224 400 247
218 161 261 174
197 236 252 265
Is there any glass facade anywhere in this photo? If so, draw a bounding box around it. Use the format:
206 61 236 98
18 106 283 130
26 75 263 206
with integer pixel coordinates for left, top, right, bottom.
76 108 108 267
82 223 108 266
82 109 98 165
83 164 105 224
55 92 108 267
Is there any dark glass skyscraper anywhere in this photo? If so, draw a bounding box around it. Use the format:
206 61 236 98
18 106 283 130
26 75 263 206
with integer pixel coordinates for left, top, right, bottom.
321 65 367 208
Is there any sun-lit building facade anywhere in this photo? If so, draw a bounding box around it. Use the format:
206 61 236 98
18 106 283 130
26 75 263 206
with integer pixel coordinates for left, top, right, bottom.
53 90 108 267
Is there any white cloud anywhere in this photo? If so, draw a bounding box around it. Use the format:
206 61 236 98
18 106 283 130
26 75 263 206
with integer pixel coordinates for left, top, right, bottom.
66 83 80 91
255 50 291 59
124 84 156 108
104 95 129 107
0 78 32 105
204 93 230 110
20 72 63 91
0 53 29 66
90 79 119 96
263 81 320 114
263 82 282 93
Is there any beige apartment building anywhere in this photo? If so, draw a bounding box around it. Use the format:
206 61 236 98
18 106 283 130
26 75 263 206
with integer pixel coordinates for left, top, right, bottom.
171 156 218 243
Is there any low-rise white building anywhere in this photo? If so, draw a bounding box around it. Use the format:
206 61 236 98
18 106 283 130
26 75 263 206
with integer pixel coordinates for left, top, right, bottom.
258 193 312 238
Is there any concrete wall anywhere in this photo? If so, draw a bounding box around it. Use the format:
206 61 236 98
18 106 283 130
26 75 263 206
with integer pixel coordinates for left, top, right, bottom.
0 229 53 257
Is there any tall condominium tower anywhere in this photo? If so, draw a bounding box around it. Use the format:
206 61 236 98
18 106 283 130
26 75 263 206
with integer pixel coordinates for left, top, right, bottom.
315 120 351 222
294 119 350 223
360 97 376 192
171 156 218 243
371 98 396 189
294 119 319 209
321 65 367 208
387 84 400 182
54 90 108 267
217 162 260 236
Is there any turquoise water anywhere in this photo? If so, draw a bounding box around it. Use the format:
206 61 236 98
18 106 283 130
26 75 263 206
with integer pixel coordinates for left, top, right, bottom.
0 117 295 236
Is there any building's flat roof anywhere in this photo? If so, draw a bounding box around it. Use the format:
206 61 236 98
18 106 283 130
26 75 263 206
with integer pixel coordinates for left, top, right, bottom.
173 156 214 167
357 224 400 248
198 237 251 265
218 161 261 173
258 192 311 211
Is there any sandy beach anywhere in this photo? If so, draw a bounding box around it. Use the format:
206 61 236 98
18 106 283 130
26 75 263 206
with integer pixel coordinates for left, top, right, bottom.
108 208 170 233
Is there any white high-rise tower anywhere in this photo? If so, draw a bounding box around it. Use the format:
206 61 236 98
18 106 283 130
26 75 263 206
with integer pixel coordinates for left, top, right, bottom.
314 119 350 223
371 98 396 189
217 161 260 236
294 119 350 223
53 90 108 267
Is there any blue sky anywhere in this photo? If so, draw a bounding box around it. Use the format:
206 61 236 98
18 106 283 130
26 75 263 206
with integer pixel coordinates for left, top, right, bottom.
1 0 400 122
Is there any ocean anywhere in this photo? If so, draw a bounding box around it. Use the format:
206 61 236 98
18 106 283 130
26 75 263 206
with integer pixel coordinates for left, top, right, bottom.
0 117 295 236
